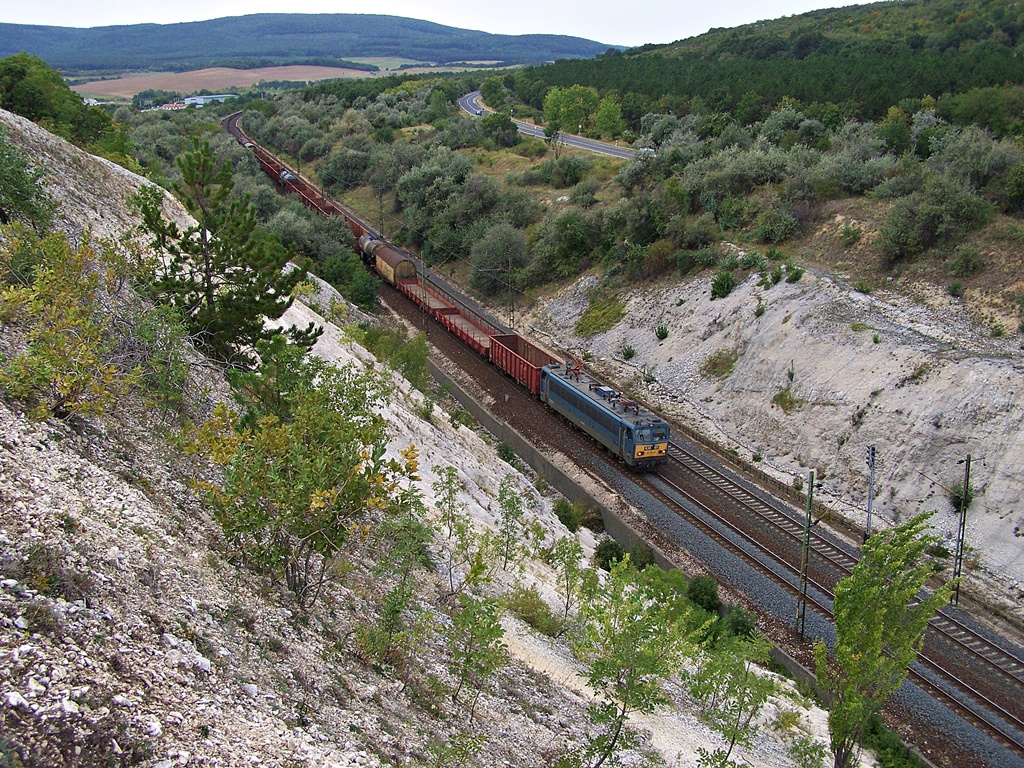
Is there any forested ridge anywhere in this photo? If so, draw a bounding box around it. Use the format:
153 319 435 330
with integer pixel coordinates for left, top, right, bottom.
0 14 612 75
509 0 1024 124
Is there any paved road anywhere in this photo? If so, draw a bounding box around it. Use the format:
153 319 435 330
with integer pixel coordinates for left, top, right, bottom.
459 91 637 160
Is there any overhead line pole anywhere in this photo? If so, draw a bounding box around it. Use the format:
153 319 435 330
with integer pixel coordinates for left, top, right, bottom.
864 445 876 543
796 470 815 640
951 454 971 606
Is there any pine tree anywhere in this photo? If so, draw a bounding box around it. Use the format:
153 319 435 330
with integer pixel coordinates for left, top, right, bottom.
136 139 319 368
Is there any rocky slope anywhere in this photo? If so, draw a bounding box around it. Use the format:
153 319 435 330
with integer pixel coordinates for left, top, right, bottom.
523 251 1024 622
0 109 834 767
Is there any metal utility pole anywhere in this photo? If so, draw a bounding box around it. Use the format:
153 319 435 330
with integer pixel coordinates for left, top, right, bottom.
951 454 972 606
507 254 515 330
796 470 815 639
864 445 876 543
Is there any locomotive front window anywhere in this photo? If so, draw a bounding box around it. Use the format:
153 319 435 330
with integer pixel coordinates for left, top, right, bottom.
654 426 667 440
635 428 652 442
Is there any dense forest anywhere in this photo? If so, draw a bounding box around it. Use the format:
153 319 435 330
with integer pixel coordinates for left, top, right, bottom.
0 14 613 74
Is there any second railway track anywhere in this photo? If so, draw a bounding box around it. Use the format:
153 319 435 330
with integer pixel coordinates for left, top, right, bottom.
661 437 1024 757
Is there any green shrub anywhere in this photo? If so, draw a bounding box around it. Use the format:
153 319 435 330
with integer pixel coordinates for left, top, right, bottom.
949 282 964 298
570 177 600 208
672 214 720 250
450 408 476 429
629 543 657 570
770 265 784 285
785 265 805 283
497 442 518 464
754 301 766 317
0 231 133 420
655 325 669 340
553 498 581 532
687 574 721 613
862 714 926 768
722 604 756 638
950 244 984 277
620 344 636 360
878 179 993 265
355 325 429 390
853 282 872 294
840 223 863 247
594 538 625 571
711 270 736 299
505 585 561 636
739 250 766 271
752 208 798 244
718 253 741 271
514 138 548 159
578 505 604 532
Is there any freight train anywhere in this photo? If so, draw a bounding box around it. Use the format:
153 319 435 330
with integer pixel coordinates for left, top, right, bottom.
222 113 669 470
355 233 670 470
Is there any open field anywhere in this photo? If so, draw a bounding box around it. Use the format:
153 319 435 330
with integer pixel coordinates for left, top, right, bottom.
71 63 493 100
344 57 427 70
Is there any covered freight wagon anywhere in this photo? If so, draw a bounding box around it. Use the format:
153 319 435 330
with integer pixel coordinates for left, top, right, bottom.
358 235 416 284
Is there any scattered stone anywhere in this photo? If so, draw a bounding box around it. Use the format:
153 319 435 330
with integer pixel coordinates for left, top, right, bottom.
5 692 29 709
146 715 163 738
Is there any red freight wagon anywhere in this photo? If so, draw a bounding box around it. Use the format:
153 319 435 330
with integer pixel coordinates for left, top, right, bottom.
442 313 492 357
398 279 455 319
490 334 559 395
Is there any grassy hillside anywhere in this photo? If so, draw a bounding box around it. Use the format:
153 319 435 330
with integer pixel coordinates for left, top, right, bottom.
0 14 613 74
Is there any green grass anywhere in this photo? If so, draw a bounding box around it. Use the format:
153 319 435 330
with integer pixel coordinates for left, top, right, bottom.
772 386 806 413
700 348 739 379
576 296 624 336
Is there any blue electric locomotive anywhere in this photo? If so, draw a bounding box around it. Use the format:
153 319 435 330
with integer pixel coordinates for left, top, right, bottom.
540 361 669 470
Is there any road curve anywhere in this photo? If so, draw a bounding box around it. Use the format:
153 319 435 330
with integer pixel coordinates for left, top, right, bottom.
459 91 637 160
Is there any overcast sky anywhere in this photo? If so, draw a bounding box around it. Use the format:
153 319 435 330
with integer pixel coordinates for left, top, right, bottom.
5 1 854 48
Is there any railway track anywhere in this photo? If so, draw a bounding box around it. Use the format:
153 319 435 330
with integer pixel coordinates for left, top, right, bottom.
661 438 1024 756
222 118 1024 765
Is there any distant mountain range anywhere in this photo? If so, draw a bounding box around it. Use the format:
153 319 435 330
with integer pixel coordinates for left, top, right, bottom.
0 14 614 73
